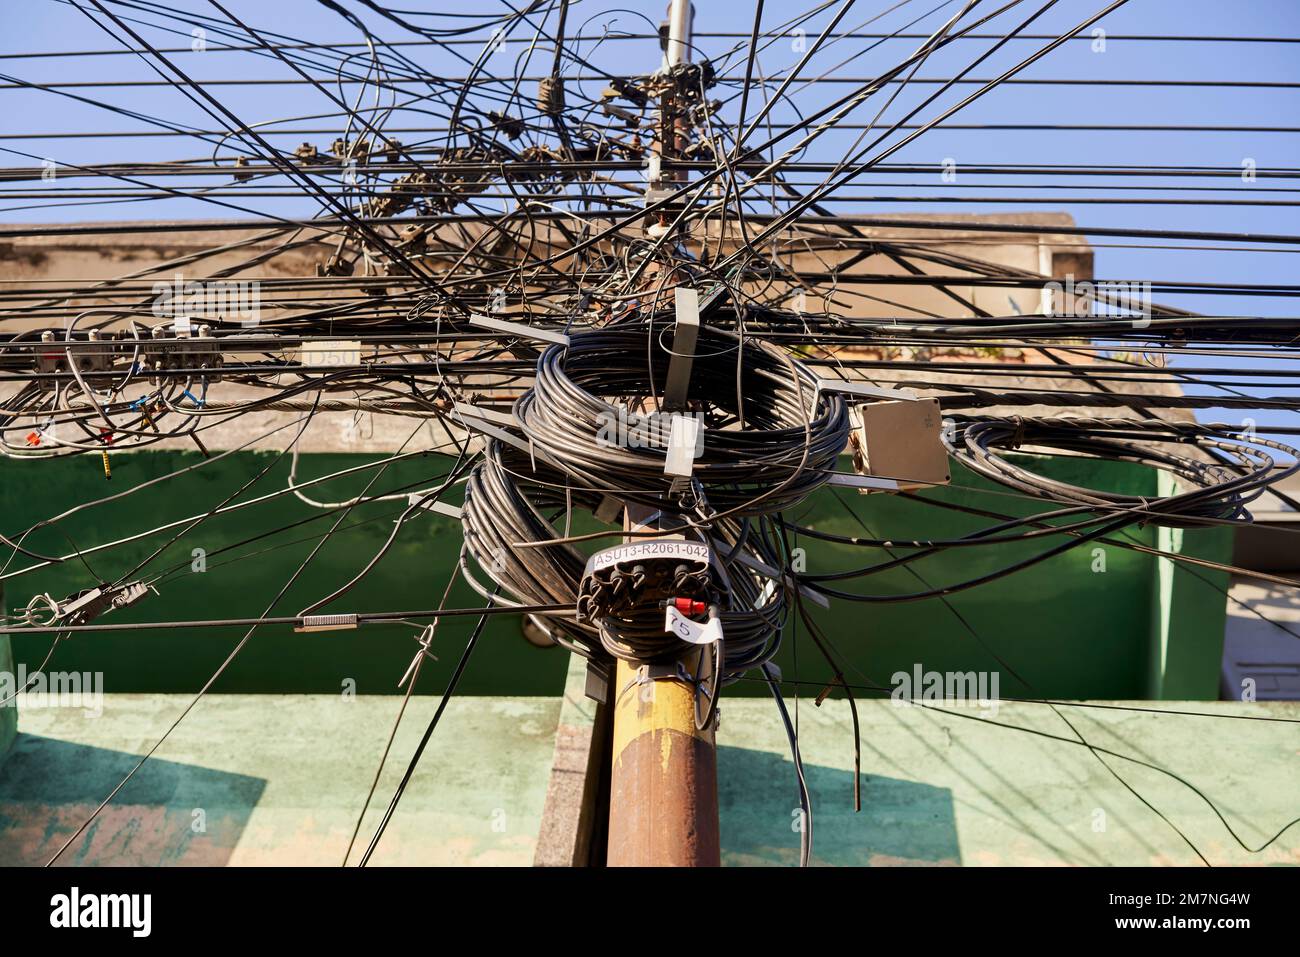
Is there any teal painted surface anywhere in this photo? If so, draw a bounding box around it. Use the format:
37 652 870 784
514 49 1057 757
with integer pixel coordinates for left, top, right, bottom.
0 451 1231 700
0 694 558 865
0 633 14 758
717 698 1300 866
4 693 1294 866
2 693 1292 866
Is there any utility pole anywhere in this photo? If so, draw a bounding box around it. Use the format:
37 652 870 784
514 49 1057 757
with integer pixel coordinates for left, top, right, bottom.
607 508 721 867
605 0 721 868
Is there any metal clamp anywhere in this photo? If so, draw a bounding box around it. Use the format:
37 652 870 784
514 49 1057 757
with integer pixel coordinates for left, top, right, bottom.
18 580 154 630
295 613 358 633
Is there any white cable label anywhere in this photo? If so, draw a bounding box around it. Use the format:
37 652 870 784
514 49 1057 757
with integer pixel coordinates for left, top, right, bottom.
664 412 701 477
664 605 722 645
300 339 361 366
468 313 570 346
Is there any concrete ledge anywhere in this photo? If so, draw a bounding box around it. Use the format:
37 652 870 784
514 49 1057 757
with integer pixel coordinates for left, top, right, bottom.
717 698 1300 866
3 693 1294 866
0 693 559 866
533 654 609 866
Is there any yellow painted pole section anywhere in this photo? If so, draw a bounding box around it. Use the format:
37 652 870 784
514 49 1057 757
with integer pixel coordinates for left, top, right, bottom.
611 658 713 759
607 657 720 866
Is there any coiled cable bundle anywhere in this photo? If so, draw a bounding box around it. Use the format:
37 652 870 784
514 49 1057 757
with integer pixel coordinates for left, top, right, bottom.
460 438 787 676
514 323 849 518
460 438 605 658
944 416 1299 527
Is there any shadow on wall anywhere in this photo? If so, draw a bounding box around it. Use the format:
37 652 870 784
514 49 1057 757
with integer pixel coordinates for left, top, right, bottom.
0 734 265 866
717 745 960 866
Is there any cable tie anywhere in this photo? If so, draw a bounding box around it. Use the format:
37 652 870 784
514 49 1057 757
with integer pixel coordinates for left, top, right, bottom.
663 286 700 412
468 313 569 346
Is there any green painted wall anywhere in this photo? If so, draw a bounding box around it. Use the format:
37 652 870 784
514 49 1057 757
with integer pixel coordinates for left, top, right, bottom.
0 450 1230 700
772 454 1232 701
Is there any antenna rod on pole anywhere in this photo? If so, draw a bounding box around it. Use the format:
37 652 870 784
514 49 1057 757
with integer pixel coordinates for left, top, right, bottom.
664 0 694 69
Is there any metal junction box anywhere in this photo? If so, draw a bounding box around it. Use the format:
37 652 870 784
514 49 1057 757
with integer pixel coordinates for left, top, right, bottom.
848 397 951 492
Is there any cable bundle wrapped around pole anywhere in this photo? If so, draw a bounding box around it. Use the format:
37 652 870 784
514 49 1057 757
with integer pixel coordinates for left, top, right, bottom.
460 438 604 656
459 318 849 677
460 437 789 676
515 322 850 516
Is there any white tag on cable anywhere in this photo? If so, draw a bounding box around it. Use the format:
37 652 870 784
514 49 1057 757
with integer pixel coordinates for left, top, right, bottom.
825 473 900 491
406 493 463 519
663 412 701 478
468 313 570 346
452 402 515 427
663 288 699 412
300 339 361 367
664 605 722 645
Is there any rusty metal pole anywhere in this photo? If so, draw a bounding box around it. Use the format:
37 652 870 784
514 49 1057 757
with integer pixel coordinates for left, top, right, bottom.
607 507 720 866
607 658 720 866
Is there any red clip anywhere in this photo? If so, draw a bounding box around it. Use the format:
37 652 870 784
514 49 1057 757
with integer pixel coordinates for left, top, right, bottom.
25 431 41 447
673 598 707 617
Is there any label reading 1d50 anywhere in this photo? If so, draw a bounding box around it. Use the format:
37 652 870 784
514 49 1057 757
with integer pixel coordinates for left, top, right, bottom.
300 339 362 367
